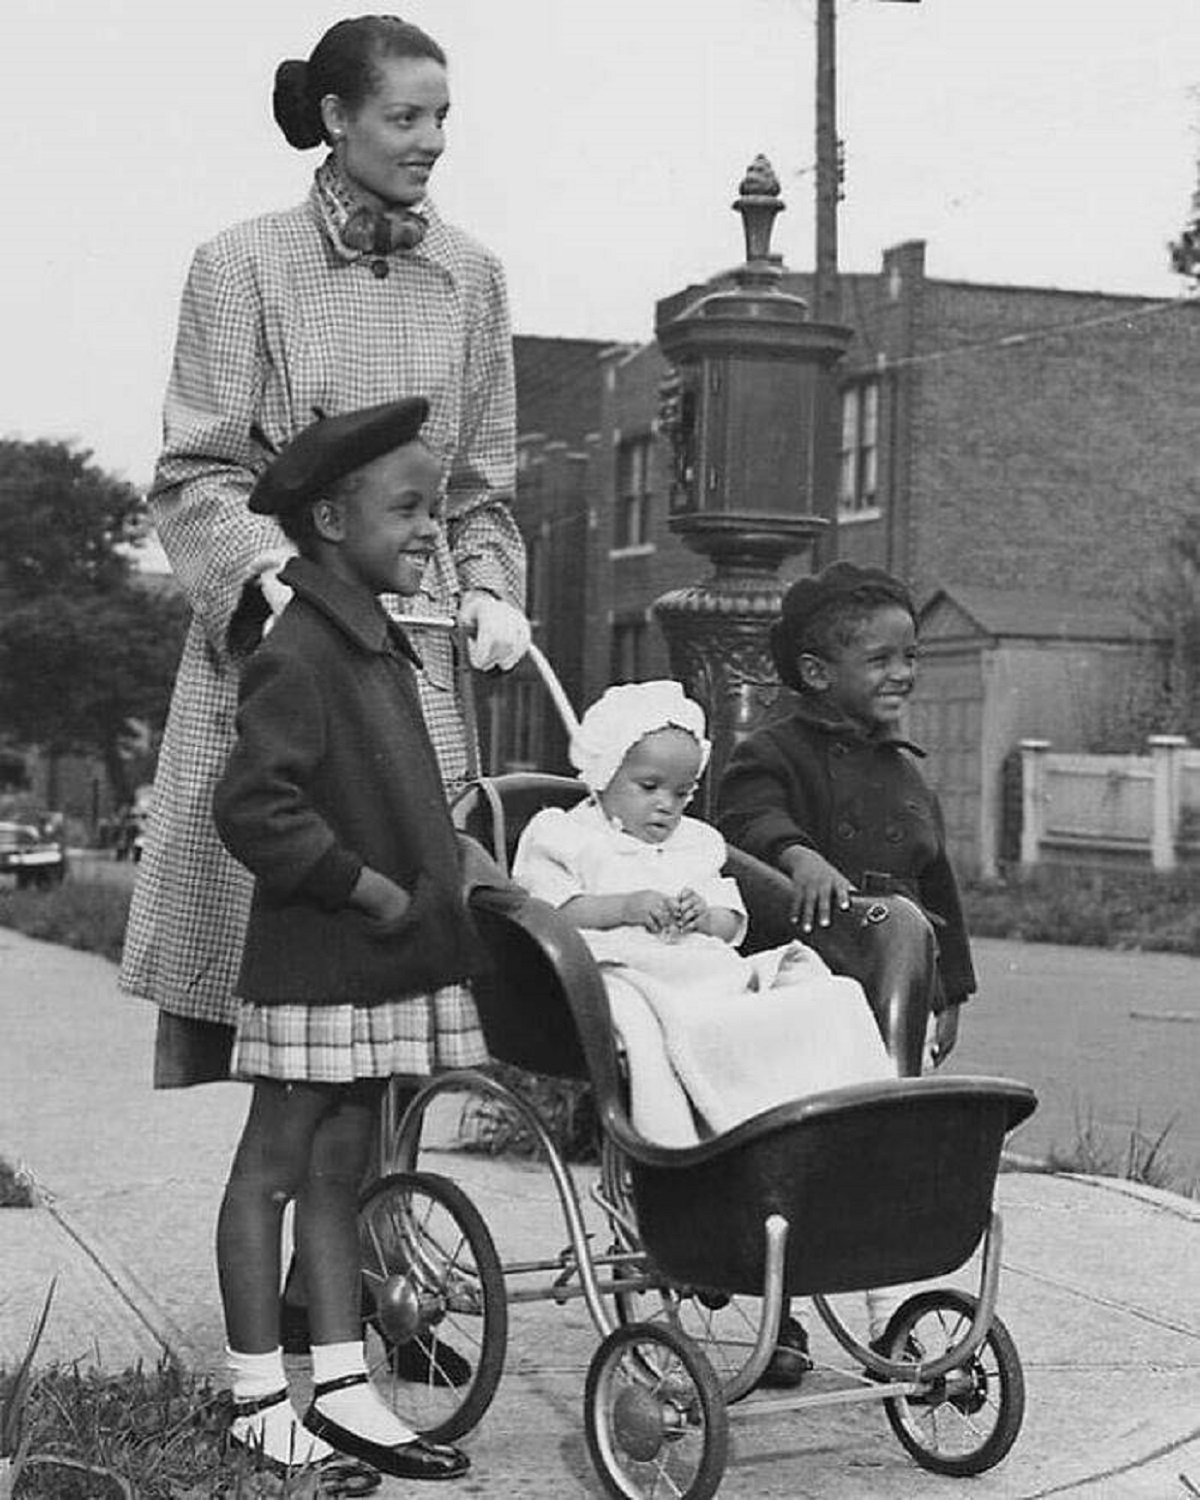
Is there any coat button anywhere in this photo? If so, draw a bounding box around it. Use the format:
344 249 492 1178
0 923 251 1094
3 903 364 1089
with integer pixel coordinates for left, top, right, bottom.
837 821 856 840
371 258 390 279
885 824 904 844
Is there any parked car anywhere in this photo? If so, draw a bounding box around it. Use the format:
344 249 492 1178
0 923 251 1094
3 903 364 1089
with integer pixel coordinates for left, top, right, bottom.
113 786 153 863
0 820 67 889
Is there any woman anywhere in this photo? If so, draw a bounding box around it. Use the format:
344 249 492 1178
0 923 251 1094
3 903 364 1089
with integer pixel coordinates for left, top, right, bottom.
121 15 529 1090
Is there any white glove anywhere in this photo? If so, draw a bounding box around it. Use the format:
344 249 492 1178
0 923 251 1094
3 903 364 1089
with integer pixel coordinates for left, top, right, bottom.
258 563 294 638
459 592 531 671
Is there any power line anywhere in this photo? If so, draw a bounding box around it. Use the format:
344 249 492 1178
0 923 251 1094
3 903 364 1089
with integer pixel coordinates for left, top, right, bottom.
875 290 1200 374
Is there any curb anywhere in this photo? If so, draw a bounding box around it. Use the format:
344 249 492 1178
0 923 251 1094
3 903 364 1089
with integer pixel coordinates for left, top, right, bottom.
1000 1148 1200 1219
40 1197 196 1364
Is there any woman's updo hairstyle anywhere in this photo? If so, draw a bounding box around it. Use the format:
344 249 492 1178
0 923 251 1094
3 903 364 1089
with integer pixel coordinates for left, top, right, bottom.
273 14 447 150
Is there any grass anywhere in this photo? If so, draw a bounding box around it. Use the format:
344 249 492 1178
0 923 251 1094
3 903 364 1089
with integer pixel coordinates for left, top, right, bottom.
0 1158 36 1209
1031 1109 1198 1198
456 1063 599 1163
0 884 131 966
963 865 1200 955
2 1358 329 1498
1014 1110 1200 1200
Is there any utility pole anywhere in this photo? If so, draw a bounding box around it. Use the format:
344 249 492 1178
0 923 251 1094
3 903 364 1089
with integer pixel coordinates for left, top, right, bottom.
813 0 921 323
814 0 839 323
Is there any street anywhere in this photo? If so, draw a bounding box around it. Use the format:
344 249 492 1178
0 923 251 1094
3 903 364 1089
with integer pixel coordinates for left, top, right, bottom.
949 936 1200 1192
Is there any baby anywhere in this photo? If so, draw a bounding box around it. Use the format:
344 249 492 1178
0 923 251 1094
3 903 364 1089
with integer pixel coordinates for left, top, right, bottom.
512 680 894 1148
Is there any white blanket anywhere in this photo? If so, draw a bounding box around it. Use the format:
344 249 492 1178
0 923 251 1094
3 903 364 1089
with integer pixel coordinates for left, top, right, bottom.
584 930 895 1148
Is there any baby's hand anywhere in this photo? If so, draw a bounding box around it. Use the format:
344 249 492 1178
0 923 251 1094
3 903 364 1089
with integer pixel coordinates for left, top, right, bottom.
622 890 676 934
674 887 708 933
781 847 853 933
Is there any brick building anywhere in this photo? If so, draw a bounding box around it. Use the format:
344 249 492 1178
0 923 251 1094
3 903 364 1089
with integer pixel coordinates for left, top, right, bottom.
494 245 1200 873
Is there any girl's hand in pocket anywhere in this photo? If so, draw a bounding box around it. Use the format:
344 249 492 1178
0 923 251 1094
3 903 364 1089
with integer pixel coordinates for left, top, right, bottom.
350 867 411 927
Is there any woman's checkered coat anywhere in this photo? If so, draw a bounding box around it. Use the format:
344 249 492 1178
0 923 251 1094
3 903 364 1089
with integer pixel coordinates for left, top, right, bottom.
119 169 523 1050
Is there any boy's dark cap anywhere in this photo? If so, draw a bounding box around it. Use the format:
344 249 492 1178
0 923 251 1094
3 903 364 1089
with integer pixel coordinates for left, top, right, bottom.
779 561 914 633
248 397 430 516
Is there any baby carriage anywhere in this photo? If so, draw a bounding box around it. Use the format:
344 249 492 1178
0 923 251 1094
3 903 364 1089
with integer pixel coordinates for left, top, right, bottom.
354 638 1037 1499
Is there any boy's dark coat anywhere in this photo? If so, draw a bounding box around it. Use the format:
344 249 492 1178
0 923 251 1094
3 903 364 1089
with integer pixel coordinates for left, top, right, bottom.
214 557 487 1004
716 699 976 1005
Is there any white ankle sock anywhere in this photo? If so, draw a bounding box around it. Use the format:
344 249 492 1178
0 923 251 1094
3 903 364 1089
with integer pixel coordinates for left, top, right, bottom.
865 1286 916 1344
226 1345 331 1466
312 1341 417 1446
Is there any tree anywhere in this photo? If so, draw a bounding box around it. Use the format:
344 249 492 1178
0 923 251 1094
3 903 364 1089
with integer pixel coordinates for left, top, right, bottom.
0 439 144 599
0 439 188 805
1135 511 1200 741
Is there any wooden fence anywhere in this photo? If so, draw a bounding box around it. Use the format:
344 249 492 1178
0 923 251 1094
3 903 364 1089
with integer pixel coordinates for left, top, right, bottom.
1019 736 1200 871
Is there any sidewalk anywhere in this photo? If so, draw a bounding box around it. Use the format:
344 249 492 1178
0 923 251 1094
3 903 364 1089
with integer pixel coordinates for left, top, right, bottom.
2 927 1199 1498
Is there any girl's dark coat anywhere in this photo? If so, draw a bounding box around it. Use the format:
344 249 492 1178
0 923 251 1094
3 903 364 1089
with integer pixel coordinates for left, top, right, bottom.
214 557 487 1004
716 699 976 1006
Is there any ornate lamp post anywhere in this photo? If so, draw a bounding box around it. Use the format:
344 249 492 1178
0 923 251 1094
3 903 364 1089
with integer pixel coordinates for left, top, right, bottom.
653 156 852 806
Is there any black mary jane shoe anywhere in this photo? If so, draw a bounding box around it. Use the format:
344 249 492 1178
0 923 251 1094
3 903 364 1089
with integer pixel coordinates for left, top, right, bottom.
385 1333 472 1389
304 1373 470 1481
227 1388 382 1494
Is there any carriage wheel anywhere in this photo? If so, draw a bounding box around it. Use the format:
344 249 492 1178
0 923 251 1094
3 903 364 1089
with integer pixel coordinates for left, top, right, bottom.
585 1322 728 1500
602 1137 769 1396
613 1273 774 1395
358 1170 507 1444
882 1289 1025 1476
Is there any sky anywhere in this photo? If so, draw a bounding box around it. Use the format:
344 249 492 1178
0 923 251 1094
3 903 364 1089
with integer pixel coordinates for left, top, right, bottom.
4 0 1200 487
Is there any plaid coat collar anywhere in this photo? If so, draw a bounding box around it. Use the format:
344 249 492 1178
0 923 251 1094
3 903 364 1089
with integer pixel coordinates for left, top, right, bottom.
280 556 421 665
310 157 459 283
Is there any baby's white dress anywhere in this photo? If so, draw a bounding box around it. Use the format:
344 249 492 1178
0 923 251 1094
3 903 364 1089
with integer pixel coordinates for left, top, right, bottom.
513 801 894 1146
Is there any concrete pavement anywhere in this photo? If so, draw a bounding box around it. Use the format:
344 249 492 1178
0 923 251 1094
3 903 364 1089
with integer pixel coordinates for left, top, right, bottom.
2 926 1199 1497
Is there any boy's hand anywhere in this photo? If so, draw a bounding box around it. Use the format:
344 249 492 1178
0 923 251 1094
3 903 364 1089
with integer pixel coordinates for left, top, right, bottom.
926 1001 962 1068
350 867 411 927
780 846 853 933
674 887 708 933
622 890 677 933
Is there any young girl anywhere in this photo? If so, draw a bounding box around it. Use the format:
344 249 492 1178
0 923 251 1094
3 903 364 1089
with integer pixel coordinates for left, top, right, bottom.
211 398 482 1483
716 560 977 1070
512 680 895 1383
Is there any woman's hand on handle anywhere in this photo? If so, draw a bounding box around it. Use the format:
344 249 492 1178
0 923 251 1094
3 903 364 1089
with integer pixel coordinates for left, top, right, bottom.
257 563 294 638
458 590 531 671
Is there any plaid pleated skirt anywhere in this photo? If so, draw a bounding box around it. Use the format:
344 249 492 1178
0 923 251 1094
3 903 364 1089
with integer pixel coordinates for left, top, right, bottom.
231 981 489 1084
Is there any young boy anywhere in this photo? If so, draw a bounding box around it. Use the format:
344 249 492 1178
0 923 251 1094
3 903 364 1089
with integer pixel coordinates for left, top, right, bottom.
715 561 977 1376
716 559 976 1069
211 397 488 1480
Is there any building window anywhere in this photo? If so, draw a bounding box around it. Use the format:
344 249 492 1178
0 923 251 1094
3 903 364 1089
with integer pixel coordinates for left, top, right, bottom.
610 617 647 684
614 434 653 551
838 380 879 517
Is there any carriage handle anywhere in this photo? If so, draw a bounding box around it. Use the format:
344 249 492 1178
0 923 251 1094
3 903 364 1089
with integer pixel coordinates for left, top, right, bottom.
391 611 581 779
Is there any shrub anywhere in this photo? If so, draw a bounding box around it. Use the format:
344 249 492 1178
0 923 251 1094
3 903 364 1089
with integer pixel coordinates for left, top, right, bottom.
963 866 1200 955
